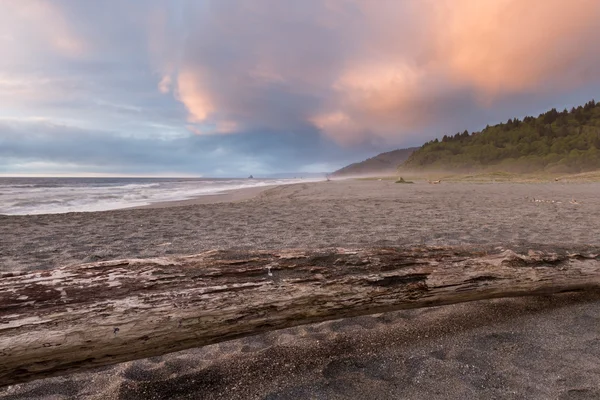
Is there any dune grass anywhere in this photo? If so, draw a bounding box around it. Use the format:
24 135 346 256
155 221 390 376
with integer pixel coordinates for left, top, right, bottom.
356 169 600 183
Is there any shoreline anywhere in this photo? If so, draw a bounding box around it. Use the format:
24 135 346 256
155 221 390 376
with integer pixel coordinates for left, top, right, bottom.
0 178 325 216
130 184 278 209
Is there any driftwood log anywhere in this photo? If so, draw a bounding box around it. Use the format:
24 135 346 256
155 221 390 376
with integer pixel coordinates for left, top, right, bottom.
1 246 600 387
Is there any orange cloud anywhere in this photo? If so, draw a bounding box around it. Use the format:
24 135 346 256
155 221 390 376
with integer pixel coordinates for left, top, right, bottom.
311 63 435 144
432 0 600 95
175 69 214 123
310 111 363 145
312 0 600 142
333 63 425 118
158 0 600 144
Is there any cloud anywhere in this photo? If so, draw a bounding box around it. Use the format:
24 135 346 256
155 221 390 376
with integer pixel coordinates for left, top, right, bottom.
2 1 600 175
0 1 87 60
0 119 358 176
158 75 172 94
158 0 600 144
432 0 600 95
176 68 214 123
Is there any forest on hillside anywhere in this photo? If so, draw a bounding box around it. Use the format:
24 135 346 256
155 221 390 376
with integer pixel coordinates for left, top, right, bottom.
401 100 600 173
331 148 417 177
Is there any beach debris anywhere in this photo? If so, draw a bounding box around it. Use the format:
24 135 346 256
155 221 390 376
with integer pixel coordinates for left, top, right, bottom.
525 196 580 205
395 177 414 184
525 196 562 204
428 180 441 184
1 247 599 386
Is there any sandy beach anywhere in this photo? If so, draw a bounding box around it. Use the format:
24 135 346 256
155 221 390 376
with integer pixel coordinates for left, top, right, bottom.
1 180 599 399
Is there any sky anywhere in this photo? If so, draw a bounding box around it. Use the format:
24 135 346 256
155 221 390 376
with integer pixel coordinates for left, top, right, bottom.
1 0 600 177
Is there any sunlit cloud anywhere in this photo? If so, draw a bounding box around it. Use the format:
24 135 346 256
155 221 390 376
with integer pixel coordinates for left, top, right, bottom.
161 0 600 145
175 69 214 123
433 0 600 96
310 111 363 145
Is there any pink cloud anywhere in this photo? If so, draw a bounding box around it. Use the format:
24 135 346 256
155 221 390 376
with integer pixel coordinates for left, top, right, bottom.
5 1 600 145
175 69 214 123
0 1 87 59
432 0 600 95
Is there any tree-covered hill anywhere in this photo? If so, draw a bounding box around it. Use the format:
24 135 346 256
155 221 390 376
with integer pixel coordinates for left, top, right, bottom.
332 147 417 177
401 100 600 173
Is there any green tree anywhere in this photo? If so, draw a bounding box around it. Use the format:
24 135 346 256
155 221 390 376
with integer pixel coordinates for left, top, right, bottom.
401 99 600 173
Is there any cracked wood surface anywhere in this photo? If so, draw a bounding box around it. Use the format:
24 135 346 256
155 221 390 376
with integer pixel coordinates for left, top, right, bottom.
1 246 599 387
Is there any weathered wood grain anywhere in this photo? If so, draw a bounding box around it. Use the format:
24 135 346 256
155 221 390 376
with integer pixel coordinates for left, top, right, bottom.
1 247 599 386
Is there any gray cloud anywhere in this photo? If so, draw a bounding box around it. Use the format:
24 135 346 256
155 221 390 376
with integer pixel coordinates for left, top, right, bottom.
0 120 366 176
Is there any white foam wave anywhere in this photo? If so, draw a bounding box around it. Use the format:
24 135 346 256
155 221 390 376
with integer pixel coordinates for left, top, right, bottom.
0 178 323 215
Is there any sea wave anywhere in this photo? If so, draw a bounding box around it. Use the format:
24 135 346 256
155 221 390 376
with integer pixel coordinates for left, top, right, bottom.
0 177 323 215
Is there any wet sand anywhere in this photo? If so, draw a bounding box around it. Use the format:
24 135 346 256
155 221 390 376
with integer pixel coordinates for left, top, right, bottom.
131 185 275 209
1 180 599 399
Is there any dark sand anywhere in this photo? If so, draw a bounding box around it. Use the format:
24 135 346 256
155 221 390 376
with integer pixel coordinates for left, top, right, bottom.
131 185 274 209
1 180 599 399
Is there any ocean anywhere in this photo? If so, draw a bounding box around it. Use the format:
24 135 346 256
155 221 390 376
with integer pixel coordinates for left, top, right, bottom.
0 177 321 215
